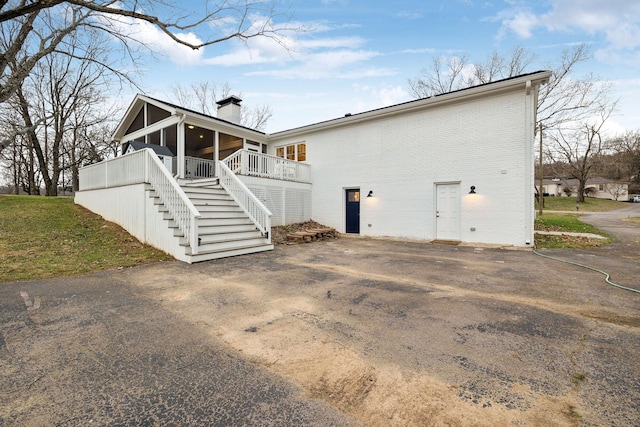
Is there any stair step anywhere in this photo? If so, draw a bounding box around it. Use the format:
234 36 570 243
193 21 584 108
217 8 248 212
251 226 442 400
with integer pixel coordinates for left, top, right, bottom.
179 178 220 187
182 190 228 199
165 211 248 221
200 217 253 227
187 243 274 262
191 199 238 207
174 223 258 237
186 236 268 253
180 230 263 246
195 205 244 213
188 196 232 204
198 211 248 219
146 178 274 262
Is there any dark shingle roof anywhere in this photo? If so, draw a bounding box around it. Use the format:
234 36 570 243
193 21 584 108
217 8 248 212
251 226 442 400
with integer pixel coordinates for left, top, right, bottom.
125 141 174 156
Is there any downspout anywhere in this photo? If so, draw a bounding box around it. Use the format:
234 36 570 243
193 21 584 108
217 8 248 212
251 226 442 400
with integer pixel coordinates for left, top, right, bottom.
177 113 186 179
524 80 535 246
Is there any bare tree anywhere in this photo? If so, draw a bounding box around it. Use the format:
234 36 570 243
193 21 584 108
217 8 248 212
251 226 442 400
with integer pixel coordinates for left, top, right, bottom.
545 100 618 202
606 183 627 201
408 44 600 130
242 103 272 131
7 26 118 196
408 53 471 98
0 0 296 106
535 44 605 131
170 81 273 131
171 81 233 116
408 46 538 98
609 130 640 185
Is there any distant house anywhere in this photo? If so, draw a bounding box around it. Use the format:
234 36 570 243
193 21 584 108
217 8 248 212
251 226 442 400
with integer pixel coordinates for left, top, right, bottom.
538 178 629 201
75 71 551 263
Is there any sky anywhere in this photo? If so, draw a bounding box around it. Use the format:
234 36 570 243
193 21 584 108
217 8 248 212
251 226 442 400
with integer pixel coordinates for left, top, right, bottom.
121 0 640 135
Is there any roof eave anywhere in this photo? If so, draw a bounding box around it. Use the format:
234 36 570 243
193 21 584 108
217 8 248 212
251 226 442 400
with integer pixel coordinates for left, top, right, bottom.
268 70 552 140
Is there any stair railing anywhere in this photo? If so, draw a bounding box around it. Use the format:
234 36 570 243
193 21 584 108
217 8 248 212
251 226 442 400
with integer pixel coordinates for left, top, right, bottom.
217 160 272 243
144 149 201 254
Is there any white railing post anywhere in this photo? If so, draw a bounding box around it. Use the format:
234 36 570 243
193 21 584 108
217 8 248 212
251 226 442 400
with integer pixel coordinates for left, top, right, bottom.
241 149 247 175
190 215 198 255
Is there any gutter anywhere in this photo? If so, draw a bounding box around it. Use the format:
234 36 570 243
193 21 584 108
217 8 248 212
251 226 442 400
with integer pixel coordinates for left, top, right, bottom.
268 70 552 140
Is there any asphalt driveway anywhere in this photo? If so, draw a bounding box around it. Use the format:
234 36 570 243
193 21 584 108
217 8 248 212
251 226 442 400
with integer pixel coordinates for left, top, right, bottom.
1 206 639 426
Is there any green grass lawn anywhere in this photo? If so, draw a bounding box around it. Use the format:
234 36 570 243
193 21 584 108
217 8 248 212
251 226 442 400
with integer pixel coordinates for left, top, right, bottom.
534 213 612 248
536 196 627 212
0 195 172 282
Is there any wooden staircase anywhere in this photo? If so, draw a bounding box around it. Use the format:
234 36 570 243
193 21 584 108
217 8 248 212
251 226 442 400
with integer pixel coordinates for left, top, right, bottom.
152 178 273 262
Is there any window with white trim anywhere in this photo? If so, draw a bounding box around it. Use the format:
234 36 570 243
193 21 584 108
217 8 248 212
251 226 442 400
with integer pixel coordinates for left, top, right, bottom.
276 143 306 162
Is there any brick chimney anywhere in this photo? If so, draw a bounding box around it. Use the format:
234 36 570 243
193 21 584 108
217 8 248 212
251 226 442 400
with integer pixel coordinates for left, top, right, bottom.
216 95 242 125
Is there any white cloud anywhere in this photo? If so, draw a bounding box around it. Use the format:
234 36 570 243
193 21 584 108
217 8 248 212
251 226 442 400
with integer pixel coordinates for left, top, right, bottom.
352 84 411 114
245 49 392 80
201 18 387 80
396 10 423 20
504 11 538 38
495 0 640 55
400 48 437 55
98 13 205 65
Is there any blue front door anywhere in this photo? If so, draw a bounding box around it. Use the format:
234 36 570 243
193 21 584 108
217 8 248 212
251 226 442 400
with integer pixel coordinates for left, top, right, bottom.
345 189 360 233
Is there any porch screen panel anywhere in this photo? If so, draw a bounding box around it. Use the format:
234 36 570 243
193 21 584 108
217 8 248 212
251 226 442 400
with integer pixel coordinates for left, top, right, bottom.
164 125 177 155
186 126 214 158
125 109 144 134
219 132 243 160
147 104 170 124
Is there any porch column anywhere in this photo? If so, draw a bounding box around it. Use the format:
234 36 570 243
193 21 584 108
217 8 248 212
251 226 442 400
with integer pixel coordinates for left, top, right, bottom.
214 130 219 177
177 121 185 179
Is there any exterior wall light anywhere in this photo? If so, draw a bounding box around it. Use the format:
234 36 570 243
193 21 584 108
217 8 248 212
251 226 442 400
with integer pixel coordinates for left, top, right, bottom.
367 190 373 197
469 186 476 194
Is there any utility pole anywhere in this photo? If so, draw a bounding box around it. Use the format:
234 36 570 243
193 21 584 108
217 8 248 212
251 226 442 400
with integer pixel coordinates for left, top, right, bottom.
538 123 544 216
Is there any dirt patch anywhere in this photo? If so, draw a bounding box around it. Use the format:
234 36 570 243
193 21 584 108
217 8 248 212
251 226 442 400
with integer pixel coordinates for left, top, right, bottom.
117 237 640 426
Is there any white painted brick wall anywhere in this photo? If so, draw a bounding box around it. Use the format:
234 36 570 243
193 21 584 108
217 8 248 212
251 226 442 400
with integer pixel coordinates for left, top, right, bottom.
270 89 536 247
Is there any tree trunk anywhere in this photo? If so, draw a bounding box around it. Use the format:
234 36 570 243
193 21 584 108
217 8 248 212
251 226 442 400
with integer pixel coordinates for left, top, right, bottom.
577 180 586 203
16 87 53 195
11 141 19 194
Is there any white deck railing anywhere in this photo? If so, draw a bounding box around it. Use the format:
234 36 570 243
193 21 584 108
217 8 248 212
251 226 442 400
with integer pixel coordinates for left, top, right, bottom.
79 149 201 254
79 150 146 190
218 160 272 242
185 156 216 179
223 149 311 183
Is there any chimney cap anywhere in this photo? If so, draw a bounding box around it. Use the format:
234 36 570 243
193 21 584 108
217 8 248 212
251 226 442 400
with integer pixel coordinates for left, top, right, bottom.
216 95 242 107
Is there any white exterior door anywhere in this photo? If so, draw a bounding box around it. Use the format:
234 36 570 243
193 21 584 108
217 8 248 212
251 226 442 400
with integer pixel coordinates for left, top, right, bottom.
436 183 460 241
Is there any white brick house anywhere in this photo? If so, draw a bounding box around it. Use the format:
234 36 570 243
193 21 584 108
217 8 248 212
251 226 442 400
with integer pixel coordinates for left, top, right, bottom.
76 71 551 262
